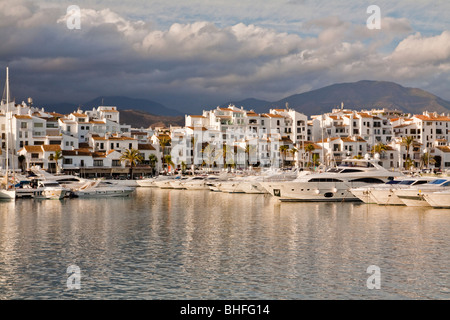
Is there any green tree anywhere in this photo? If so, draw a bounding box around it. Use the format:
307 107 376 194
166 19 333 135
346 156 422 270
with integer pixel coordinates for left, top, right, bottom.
48 150 63 173
148 153 158 176
371 142 388 156
420 152 436 169
304 143 316 167
163 155 175 172
279 145 289 168
18 154 26 172
120 149 144 179
401 136 415 169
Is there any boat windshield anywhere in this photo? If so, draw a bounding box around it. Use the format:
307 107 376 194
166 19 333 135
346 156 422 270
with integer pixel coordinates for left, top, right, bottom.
398 180 415 185
386 180 401 185
340 162 375 168
326 168 341 173
42 183 60 187
427 179 449 185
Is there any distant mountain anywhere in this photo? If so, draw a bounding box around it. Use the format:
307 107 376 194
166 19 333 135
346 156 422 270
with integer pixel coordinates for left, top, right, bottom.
220 98 272 113
119 110 184 129
270 80 450 116
218 81 450 116
85 96 183 116
44 96 183 117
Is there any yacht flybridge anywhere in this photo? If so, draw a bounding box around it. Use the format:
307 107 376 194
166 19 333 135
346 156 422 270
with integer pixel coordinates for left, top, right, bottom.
260 158 404 202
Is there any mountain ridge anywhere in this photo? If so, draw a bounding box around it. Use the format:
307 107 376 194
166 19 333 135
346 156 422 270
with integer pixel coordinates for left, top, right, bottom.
41 80 450 128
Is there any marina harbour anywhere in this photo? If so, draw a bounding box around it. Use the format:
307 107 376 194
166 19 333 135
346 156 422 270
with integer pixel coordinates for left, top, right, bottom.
0 187 449 299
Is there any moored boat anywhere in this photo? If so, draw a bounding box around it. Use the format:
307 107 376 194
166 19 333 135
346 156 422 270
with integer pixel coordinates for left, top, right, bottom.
260 158 404 202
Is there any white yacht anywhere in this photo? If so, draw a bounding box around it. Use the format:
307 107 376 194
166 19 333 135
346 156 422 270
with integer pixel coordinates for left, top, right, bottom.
368 177 433 205
393 178 450 207
154 176 178 189
260 159 404 202
33 180 67 200
422 190 450 208
73 180 135 198
0 187 15 200
350 179 403 204
169 176 190 189
216 178 246 193
182 176 211 190
239 170 299 194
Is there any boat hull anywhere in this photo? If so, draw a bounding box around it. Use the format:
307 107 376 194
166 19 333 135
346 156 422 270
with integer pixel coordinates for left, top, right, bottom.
74 189 134 198
369 189 405 206
422 192 450 208
260 181 371 202
394 189 430 207
0 190 16 200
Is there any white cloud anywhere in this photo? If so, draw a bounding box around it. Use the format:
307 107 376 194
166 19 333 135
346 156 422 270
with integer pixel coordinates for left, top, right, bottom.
390 31 450 65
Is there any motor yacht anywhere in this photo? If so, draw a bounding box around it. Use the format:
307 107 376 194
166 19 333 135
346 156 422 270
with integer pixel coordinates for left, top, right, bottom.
260 158 404 202
368 177 433 205
350 179 403 204
422 190 450 208
393 178 450 207
33 180 67 200
73 180 135 198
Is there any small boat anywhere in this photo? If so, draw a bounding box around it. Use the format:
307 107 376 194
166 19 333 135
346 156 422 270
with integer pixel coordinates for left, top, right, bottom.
394 178 450 207
73 180 135 198
368 177 433 206
169 176 189 189
182 176 212 190
0 188 15 200
33 180 67 200
422 190 450 208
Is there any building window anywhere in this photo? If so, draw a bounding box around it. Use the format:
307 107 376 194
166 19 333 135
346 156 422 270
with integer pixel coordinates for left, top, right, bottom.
112 160 121 167
94 160 103 167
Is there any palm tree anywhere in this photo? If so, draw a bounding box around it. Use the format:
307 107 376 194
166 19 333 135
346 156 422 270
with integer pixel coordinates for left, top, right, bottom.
163 155 175 172
420 152 436 169
202 143 220 169
245 144 257 169
148 154 158 176
401 136 415 169
181 161 187 174
120 149 144 179
18 155 26 172
371 142 388 156
279 145 289 168
222 144 235 171
289 147 298 168
48 150 63 173
304 143 315 167
158 136 171 162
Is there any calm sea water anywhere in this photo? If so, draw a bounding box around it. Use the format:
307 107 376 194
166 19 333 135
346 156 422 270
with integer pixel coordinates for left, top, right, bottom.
0 188 449 300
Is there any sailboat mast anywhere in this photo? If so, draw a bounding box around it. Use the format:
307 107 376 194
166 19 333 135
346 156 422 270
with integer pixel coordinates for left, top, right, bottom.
5 67 9 175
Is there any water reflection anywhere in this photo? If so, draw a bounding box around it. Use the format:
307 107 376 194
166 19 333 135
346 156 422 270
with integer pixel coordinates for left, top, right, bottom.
0 190 449 299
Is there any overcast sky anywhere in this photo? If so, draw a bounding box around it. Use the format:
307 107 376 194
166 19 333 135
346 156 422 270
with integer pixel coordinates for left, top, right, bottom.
1 0 450 112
